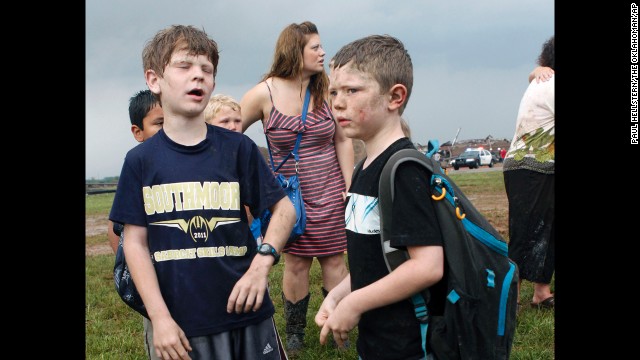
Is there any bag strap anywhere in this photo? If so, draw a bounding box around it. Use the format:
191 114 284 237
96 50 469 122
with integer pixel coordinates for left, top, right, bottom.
267 87 311 174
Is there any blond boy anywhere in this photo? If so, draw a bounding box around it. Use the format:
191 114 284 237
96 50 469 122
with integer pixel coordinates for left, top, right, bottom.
204 94 262 244
204 94 242 131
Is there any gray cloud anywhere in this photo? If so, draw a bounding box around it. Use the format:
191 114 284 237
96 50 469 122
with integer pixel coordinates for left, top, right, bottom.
86 0 554 178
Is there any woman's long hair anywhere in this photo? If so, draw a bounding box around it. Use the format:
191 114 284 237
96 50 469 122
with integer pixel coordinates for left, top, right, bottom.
261 21 329 111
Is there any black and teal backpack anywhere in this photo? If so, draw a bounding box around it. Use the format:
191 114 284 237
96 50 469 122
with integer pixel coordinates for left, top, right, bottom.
361 141 518 360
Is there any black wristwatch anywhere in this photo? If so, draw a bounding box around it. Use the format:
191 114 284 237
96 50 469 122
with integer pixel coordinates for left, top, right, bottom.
256 243 280 265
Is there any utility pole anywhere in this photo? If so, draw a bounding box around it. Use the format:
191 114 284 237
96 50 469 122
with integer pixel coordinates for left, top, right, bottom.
446 127 462 162
443 127 462 175
451 127 461 147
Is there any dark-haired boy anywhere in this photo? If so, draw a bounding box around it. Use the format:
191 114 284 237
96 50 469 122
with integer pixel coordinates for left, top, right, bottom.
108 89 164 253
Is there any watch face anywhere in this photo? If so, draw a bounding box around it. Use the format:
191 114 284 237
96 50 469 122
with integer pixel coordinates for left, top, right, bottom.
259 243 273 253
257 243 279 265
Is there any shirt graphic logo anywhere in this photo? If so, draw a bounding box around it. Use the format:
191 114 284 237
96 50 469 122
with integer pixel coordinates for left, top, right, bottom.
151 216 240 242
345 192 380 235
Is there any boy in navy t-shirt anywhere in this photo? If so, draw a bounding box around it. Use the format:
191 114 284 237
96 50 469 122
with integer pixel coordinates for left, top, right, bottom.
110 25 295 360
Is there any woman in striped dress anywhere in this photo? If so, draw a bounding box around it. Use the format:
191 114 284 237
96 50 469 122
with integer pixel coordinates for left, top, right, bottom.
240 21 353 354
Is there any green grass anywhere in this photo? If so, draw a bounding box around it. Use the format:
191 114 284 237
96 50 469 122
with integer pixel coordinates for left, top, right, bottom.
86 193 117 215
447 170 507 194
87 234 108 247
86 171 554 359
86 255 151 359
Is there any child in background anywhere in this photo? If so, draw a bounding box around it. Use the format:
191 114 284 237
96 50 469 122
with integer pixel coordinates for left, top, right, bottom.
204 94 263 244
204 94 242 132
108 89 164 360
108 89 164 253
315 35 445 360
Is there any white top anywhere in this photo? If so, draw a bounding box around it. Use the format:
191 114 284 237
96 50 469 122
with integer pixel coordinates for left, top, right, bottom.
503 75 555 174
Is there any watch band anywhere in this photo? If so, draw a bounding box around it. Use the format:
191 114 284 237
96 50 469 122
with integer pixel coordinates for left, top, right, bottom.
257 243 280 265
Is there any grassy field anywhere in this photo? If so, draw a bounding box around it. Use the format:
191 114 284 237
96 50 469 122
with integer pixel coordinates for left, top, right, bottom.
85 170 554 359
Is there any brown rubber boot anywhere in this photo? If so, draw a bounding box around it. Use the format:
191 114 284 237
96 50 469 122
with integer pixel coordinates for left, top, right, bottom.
282 292 310 355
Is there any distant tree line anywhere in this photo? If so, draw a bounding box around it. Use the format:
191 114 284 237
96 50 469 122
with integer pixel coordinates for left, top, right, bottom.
86 176 119 184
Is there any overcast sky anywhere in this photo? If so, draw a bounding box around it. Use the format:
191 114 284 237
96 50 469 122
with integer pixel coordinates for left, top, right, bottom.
85 0 554 179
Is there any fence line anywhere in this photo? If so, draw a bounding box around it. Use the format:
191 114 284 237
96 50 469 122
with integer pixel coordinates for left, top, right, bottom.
86 183 117 195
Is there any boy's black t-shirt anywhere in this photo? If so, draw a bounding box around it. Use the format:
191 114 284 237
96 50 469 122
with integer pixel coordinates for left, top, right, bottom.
345 137 444 360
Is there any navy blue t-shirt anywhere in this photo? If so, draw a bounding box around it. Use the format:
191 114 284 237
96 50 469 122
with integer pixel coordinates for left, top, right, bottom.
109 124 285 337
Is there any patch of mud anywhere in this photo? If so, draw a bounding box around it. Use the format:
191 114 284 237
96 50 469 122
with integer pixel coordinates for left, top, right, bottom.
86 243 113 256
86 214 112 256
86 214 109 237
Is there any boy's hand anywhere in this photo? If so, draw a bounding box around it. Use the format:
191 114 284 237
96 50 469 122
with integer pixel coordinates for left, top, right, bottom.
226 256 271 313
152 315 192 360
314 294 338 328
318 295 360 347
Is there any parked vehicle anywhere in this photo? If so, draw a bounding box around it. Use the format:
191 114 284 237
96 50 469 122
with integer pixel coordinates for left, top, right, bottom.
452 148 495 170
490 151 501 163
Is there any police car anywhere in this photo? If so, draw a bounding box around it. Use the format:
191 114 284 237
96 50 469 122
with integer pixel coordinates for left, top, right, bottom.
451 147 495 170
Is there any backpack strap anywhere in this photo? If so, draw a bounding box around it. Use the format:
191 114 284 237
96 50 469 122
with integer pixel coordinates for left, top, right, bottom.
379 148 439 273
378 148 441 360
425 139 440 158
266 87 311 173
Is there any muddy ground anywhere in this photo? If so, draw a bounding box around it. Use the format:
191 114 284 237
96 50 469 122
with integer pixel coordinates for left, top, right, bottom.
86 215 113 256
